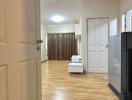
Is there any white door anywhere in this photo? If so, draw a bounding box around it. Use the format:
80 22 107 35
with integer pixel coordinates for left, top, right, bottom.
0 0 41 100
126 9 132 32
87 18 109 73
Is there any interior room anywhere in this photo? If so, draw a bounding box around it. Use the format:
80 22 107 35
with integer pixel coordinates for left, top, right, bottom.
0 0 132 99
1 0 132 100
41 0 122 100
39 0 132 100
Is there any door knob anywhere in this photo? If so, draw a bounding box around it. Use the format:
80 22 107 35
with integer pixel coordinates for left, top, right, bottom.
37 40 43 44
37 46 40 50
106 45 109 48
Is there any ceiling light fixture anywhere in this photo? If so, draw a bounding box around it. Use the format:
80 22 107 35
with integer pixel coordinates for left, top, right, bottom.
51 15 64 23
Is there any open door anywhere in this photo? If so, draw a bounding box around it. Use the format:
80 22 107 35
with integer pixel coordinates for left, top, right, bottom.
0 0 41 100
126 9 132 32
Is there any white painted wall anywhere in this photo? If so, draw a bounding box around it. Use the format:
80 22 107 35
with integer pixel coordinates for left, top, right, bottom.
75 24 81 35
81 0 120 72
46 24 75 33
41 24 48 62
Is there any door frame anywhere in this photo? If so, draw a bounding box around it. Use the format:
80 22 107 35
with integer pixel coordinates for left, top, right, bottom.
35 0 42 99
86 17 110 73
125 9 132 32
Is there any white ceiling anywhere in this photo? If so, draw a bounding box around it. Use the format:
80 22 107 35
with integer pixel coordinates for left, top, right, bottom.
40 0 82 25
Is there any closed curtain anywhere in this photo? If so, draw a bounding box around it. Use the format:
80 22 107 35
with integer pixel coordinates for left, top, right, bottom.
48 33 77 60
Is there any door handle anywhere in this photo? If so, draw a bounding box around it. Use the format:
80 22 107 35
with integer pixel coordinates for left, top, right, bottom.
37 40 43 44
105 44 109 48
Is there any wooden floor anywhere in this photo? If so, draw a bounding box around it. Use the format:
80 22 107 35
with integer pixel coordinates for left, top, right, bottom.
41 61 118 100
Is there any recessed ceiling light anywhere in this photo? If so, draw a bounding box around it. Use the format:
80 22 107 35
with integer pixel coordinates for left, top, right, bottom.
51 15 64 23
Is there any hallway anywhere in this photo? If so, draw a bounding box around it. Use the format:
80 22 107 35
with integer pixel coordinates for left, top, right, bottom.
41 61 118 100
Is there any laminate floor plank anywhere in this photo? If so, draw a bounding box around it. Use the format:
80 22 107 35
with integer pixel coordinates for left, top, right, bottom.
42 61 118 100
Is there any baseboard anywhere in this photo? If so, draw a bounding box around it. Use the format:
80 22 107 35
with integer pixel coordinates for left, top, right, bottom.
41 59 48 63
108 83 121 99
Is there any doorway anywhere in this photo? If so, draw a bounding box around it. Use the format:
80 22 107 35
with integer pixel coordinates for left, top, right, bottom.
125 9 132 32
87 18 109 73
39 0 118 100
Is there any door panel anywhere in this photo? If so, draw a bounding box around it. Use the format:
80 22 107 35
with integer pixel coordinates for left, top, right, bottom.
0 0 41 100
88 52 97 69
0 0 7 64
18 60 37 100
0 0 8 100
99 52 108 69
17 0 36 44
0 0 6 43
0 65 8 100
17 0 38 100
88 22 96 45
88 18 109 73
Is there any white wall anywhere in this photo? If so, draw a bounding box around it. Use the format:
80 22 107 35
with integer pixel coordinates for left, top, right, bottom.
81 0 120 72
41 24 48 62
75 24 81 35
46 24 75 33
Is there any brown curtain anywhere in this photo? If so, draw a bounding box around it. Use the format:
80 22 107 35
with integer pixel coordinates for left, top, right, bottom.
48 33 77 60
